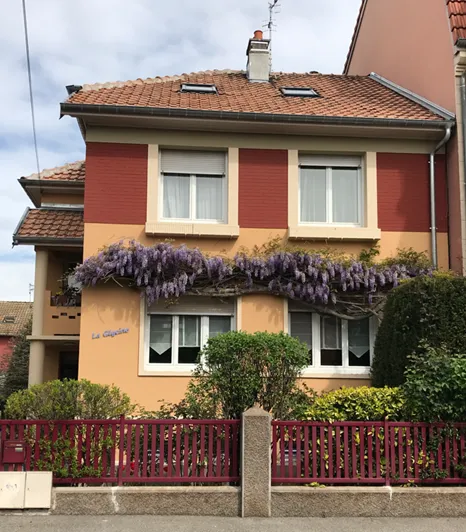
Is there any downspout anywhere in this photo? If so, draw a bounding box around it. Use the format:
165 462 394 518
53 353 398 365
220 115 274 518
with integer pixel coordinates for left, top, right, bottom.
430 126 452 268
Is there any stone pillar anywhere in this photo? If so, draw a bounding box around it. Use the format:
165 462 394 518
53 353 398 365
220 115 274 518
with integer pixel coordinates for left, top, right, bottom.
28 248 48 386
241 406 271 518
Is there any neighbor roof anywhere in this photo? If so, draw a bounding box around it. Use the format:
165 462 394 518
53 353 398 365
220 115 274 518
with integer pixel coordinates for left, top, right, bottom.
64 70 445 122
21 161 85 182
447 0 466 43
0 301 32 337
13 208 84 245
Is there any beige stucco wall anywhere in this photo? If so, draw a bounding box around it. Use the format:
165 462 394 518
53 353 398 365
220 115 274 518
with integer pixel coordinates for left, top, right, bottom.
41 193 84 206
347 0 456 113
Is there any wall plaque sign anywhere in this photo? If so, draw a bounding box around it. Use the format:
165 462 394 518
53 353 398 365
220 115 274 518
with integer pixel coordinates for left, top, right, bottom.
92 328 129 340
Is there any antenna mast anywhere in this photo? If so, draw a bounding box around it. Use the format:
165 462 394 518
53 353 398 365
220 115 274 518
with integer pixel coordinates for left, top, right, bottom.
265 0 280 69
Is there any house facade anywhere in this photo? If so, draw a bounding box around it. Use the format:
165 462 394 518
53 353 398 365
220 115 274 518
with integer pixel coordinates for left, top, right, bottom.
0 302 32 372
344 0 466 273
13 31 454 409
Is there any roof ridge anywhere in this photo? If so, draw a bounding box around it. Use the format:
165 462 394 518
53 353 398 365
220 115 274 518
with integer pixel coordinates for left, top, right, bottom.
80 69 243 92
22 160 85 180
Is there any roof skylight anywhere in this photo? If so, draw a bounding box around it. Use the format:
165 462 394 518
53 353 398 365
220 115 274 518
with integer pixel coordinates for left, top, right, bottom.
181 83 218 94
281 87 319 98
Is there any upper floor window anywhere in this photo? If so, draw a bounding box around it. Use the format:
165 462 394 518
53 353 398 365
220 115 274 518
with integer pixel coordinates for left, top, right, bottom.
289 306 374 373
299 155 363 226
160 150 227 223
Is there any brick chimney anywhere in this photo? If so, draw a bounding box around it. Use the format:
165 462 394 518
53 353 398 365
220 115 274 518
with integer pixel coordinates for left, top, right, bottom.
246 30 271 83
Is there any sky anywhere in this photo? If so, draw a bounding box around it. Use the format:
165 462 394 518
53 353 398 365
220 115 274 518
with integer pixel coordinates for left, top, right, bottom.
0 0 361 301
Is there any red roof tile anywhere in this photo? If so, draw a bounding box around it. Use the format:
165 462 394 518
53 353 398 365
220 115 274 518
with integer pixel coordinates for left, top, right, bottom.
14 209 84 242
66 70 444 122
447 0 466 42
0 301 32 337
21 161 85 182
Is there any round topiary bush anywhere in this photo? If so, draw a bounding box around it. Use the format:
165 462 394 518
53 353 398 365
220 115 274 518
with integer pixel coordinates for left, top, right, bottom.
371 275 466 387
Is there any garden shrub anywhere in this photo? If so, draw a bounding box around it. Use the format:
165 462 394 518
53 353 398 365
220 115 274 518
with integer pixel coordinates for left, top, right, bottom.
305 386 405 422
4 379 136 419
156 331 314 420
372 275 466 386
403 344 466 422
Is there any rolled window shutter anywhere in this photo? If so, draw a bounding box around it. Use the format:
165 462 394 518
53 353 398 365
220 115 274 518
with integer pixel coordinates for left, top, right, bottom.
299 154 361 168
148 296 235 315
161 150 226 175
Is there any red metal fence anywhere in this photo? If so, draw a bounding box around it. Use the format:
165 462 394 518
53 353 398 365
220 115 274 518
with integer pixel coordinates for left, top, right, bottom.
272 421 466 485
0 418 240 485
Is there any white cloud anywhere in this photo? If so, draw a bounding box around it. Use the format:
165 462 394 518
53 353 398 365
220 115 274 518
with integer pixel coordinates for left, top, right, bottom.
0 0 361 301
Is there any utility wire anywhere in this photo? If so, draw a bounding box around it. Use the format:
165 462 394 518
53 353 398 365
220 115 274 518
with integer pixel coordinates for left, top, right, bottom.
21 0 41 178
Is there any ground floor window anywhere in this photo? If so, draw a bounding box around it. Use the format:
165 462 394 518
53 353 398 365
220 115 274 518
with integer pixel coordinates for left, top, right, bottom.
289 311 374 374
144 298 235 372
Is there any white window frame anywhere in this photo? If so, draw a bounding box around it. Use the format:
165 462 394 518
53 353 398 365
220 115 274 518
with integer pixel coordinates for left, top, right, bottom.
288 311 376 376
158 151 228 225
298 156 364 228
144 311 235 373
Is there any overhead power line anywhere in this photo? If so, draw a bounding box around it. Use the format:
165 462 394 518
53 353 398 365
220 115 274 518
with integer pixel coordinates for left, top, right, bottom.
21 0 41 178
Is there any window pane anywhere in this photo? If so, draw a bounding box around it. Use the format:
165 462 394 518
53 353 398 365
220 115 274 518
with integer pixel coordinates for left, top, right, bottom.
163 174 190 219
209 316 231 338
196 176 224 221
149 315 172 364
332 168 359 224
300 168 326 222
290 313 312 365
349 318 370 367
321 316 342 366
178 316 200 365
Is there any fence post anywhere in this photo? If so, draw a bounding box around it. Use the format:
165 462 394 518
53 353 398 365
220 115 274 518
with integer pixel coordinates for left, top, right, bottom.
241 406 271 518
384 417 390 486
118 415 125 486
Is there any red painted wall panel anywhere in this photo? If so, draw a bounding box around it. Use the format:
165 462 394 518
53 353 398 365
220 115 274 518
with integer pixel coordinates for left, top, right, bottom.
377 153 448 232
85 142 148 224
238 149 288 228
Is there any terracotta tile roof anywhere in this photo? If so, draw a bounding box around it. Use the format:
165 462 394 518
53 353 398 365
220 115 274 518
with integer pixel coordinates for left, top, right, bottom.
21 161 85 182
66 70 444 122
14 209 84 242
447 0 466 43
0 301 32 337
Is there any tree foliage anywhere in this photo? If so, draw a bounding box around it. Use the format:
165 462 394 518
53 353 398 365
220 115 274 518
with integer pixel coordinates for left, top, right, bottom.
74 241 432 320
155 331 314 420
403 345 466 422
4 379 136 420
305 386 405 422
0 319 31 411
372 275 466 386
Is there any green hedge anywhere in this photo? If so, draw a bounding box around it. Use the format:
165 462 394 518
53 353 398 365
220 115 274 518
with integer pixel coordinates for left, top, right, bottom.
305 386 405 422
371 275 466 387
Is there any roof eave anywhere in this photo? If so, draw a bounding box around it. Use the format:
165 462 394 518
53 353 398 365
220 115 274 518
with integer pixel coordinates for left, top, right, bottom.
18 178 84 208
60 102 452 130
12 236 84 247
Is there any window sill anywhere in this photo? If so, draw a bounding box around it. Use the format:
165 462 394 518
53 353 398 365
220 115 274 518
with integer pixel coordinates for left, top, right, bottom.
288 226 381 241
139 367 195 377
301 368 371 379
146 221 240 239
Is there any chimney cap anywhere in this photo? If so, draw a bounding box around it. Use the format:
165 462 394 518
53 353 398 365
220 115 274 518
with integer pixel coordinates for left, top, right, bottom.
253 29 263 40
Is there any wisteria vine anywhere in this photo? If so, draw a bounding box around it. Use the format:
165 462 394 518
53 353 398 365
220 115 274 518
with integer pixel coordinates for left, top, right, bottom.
74 241 432 319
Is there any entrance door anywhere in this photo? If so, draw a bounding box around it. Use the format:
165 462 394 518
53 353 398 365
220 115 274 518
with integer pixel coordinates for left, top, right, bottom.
58 352 79 380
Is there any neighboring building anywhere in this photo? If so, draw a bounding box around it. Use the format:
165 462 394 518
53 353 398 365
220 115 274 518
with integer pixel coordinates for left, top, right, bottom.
0 302 32 372
344 0 466 273
13 30 454 409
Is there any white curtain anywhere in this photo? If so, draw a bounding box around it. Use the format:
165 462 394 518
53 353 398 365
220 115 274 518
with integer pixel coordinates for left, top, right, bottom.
332 168 359 224
179 316 200 347
348 318 370 358
163 174 190 219
150 315 172 356
290 313 312 349
300 168 326 222
321 316 341 349
196 176 224 221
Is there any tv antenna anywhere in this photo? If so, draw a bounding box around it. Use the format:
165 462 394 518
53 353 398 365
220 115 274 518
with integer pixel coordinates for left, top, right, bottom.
264 0 281 69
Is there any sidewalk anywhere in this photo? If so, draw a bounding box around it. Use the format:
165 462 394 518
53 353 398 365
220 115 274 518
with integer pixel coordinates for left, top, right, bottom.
1 516 466 532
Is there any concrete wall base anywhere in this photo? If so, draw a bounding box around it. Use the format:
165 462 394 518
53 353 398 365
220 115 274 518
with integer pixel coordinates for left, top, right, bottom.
272 486 466 518
51 487 240 516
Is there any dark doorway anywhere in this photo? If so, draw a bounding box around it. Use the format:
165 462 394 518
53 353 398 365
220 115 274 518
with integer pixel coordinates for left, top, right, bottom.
59 352 79 380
